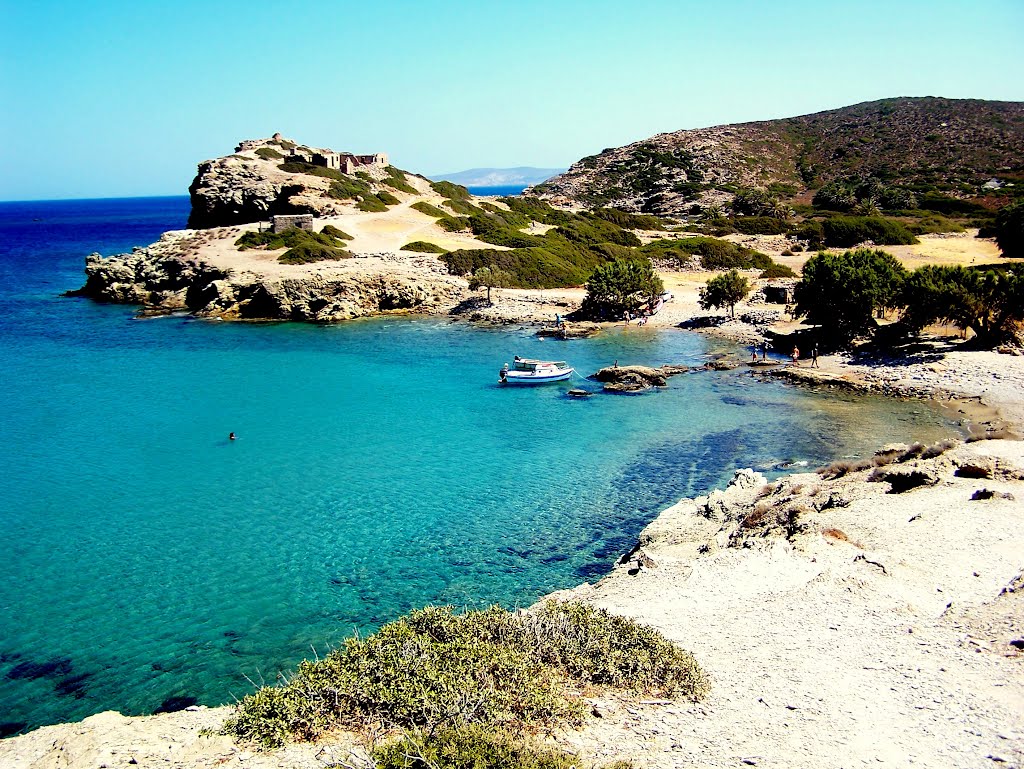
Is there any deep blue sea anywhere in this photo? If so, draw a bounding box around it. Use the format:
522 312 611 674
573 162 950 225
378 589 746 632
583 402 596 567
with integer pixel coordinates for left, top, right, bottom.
465 184 528 196
0 197 959 736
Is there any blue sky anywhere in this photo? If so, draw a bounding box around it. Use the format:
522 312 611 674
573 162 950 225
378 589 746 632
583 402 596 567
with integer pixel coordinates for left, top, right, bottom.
2 0 1022 200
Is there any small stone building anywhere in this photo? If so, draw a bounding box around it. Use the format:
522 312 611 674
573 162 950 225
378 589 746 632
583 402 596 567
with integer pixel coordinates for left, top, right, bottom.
763 284 794 304
270 214 314 233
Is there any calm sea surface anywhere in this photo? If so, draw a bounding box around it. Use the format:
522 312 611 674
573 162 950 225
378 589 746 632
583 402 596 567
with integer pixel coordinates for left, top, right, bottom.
0 197 959 735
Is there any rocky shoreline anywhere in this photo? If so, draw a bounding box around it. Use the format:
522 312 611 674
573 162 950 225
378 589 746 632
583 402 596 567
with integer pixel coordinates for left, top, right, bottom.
3 435 1022 768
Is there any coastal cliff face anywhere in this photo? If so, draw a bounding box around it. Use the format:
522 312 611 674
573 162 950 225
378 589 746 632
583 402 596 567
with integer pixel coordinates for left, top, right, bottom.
532 97 1024 215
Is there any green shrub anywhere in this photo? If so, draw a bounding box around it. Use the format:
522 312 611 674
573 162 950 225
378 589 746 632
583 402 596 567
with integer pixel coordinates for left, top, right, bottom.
759 263 797 279
320 224 352 240
905 214 965 236
278 161 348 182
444 198 484 216
255 146 283 160
794 220 824 248
412 201 449 218
555 217 641 248
278 243 351 264
438 216 471 232
374 725 632 769
469 214 542 248
376 190 400 206
592 208 664 230
500 196 564 224
821 216 917 247
401 241 447 253
382 166 417 194
223 602 707 748
356 196 388 213
919 193 988 216
235 227 346 252
732 216 791 235
641 237 773 271
430 180 472 200
327 177 373 201
443 245 598 288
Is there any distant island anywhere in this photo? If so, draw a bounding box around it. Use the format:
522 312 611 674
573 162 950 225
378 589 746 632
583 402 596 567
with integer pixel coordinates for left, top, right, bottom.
431 166 566 187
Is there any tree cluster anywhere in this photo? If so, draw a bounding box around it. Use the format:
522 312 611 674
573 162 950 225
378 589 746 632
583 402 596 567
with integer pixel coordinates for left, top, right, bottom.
812 176 918 212
794 248 1024 347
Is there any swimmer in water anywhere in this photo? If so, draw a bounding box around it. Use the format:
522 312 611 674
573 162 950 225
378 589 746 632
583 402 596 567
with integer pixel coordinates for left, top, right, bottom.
229 432 237 441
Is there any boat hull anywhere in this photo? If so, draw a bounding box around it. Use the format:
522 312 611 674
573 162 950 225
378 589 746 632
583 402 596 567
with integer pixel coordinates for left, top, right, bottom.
500 369 574 384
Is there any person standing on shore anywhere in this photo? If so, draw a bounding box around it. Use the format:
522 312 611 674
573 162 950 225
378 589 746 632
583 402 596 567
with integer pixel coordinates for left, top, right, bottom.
811 344 819 368
791 346 800 366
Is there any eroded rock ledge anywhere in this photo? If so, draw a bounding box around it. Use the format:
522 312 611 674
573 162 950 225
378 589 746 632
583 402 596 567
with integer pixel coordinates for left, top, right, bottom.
67 247 466 323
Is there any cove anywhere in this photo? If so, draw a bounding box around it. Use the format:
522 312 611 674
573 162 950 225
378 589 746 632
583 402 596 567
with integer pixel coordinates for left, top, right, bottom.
0 199 959 732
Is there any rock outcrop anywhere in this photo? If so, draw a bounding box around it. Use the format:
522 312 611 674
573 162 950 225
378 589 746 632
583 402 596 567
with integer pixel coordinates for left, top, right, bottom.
590 364 690 392
69 243 466 322
186 136 391 229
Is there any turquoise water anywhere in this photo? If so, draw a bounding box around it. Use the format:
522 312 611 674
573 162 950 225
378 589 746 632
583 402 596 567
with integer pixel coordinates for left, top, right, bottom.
0 199 960 735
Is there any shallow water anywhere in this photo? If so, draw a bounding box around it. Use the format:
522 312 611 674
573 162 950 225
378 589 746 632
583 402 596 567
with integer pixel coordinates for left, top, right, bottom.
0 198 960 734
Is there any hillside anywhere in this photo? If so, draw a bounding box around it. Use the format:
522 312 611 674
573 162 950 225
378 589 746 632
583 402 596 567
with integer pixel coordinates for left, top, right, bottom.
531 97 1024 216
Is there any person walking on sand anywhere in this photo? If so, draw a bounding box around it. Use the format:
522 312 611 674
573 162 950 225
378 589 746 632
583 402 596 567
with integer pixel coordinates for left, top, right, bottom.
624 310 631 326
791 345 800 366
811 344 819 368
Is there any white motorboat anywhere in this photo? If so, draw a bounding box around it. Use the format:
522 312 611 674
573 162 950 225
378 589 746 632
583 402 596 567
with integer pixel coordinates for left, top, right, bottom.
499 357 574 384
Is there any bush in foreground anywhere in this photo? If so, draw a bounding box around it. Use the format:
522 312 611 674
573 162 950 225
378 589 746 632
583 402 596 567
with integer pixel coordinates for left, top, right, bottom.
223 601 707 749
374 725 634 769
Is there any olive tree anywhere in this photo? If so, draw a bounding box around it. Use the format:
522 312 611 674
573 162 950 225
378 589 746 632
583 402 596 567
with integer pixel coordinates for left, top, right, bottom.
468 266 514 304
994 200 1024 258
901 265 1024 347
582 258 663 319
698 269 750 318
793 248 907 344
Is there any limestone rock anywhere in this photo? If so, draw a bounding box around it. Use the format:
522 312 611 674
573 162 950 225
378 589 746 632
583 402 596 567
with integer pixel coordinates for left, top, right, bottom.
592 365 667 392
